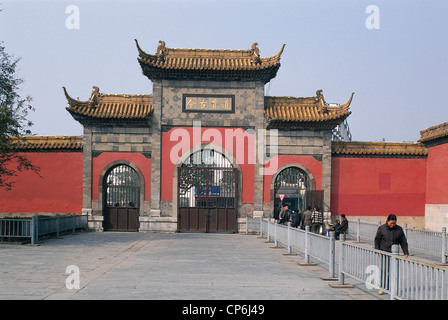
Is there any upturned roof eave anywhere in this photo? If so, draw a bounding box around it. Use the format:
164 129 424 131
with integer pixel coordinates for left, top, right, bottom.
135 39 284 83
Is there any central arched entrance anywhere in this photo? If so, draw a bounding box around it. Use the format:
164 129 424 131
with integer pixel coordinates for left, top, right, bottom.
177 149 238 233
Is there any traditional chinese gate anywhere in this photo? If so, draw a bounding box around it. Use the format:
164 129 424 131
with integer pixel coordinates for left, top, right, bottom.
103 164 140 232
178 150 238 233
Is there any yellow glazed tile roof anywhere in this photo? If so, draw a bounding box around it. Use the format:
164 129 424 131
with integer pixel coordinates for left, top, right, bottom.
419 121 448 143
264 90 353 128
135 40 285 83
332 141 428 157
64 86 153 124
10 136 83 150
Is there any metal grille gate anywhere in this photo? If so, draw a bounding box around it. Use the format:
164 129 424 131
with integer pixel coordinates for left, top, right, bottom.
103 165 140 231
178 150 238 233
273 166 324 229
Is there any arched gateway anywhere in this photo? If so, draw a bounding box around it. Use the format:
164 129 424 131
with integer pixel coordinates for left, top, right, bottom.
273 166 323 216
103 164 141 231
62 40 355 232
178 149 238 232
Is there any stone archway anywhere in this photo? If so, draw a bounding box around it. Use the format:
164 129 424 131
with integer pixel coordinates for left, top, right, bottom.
100 161 144 231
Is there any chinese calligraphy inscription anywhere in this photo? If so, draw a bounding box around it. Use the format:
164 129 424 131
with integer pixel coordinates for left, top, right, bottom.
182 94 235 113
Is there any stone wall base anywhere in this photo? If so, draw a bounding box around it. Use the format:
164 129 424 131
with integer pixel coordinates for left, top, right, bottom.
425 204 448 231
139 216 178 233
88 215 104 232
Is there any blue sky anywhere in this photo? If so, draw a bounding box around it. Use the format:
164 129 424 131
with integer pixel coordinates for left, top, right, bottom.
1 0 447 142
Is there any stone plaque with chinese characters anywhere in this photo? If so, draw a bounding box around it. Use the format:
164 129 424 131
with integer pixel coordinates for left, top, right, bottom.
182 94 235 113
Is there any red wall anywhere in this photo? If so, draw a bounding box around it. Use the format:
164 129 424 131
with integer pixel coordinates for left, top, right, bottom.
0 152 83 214
161 127 255 202
3 140 445 221
92 152 151 201
331 157 427 217
425 143 448 204
263 154 323 203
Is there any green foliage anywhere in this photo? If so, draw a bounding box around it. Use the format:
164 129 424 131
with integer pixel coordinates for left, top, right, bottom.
0 41 40 190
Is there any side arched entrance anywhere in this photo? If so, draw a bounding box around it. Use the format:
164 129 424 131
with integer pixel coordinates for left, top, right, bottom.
273 165 323 214
177 149 238 233
102 164 141 231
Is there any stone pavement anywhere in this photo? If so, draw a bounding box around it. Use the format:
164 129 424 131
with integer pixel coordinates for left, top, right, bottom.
0 231 386 300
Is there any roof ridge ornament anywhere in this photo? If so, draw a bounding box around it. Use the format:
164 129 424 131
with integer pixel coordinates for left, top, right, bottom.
250 42 261 64
156 40 167 62
89 86 100 107
63 85 101 108
135 39 285 83
315 89 328 114
63 86 90 107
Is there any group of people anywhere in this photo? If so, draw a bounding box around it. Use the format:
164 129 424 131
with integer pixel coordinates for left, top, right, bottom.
326 214 349 239
274 204 299 227
274 204 344 236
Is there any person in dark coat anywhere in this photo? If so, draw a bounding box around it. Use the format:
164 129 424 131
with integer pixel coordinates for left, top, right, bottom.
301 206 312 230
278 204 290 225
290 210 301 228
338 214 348 233
330 219 341 239
273 203 280 222
374 214 409 258
336 214 349 238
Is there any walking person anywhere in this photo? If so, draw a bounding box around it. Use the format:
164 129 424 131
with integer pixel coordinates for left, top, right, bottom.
290 210 300 228
374 214 409 290
278 204 290 225
374 214 409 258
311 206 323 234
273 203 280 222
301 206 312 230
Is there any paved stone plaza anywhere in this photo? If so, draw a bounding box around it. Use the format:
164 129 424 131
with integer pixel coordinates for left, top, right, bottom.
0 231 385 300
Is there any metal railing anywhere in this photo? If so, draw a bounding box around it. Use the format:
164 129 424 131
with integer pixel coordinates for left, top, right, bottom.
246 216 448 300
250 217 337 278
0 218 31 239
350 219 448 263
338 242 448 300
0 214 88 244
396 256 447 300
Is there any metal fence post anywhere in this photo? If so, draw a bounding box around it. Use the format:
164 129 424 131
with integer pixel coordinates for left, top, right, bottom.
305 226 310 264
403 223 408 239
329 231 335 278
56 214 60 238
442 227 447 264
259 217 263 238
390 244 399 300
31 215 38 245
287 222 291 254
245 216 248 234
356 218 360 242
338 240 345 285
267 219 270 241
72 213 76 234
274 220 278 247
